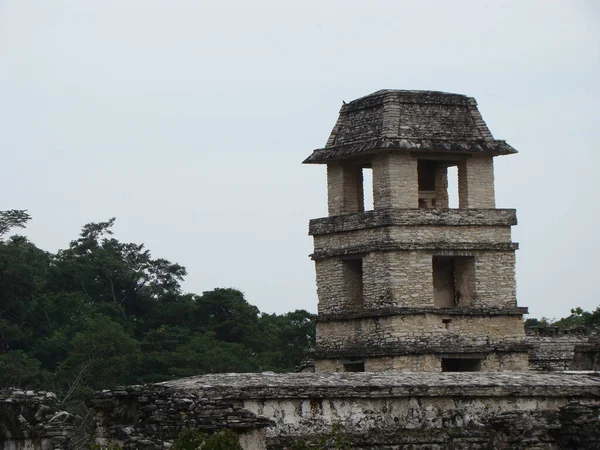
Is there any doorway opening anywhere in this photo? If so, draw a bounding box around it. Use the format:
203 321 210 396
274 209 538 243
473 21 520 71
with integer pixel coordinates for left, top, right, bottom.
441 358 482 372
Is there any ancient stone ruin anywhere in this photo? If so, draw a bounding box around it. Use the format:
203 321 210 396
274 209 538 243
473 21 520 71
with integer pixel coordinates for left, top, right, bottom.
523 326 600 372
304 90 528 372
2 89 600 450
0 389 79 450
88 372 600 449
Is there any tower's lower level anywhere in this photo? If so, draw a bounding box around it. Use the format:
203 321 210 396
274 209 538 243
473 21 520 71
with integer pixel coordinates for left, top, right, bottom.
309 208 529 373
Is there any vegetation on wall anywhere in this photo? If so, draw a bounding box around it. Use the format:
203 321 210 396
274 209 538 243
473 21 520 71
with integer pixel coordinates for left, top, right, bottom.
0 211 315 407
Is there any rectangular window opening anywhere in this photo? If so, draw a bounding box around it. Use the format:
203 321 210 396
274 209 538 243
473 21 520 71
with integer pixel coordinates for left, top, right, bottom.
441 358 482 372
343 361 365 372
433 256 475 308
342 258 364 310
362 167 373 211
418 160 437 209
448 165 459 208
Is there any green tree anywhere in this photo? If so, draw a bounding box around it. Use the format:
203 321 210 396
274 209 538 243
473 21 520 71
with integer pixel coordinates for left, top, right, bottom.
553 307 600 332
194 288 260 347
169 332 258 377
0 210 31 239
0 236 52 353
55 218 186 323
0 350 46 388
56 314 141 391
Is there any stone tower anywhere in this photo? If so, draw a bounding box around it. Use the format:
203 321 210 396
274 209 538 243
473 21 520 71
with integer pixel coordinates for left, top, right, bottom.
304 90 529 373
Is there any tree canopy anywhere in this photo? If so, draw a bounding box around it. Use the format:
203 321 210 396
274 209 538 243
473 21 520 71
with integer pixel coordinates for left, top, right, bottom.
0 213 315 408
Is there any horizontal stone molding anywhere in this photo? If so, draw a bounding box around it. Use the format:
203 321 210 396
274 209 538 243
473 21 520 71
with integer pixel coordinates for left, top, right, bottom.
315 342 531 359
303 138 515 164
309 208 517 235
311 242 519 260
315 306 528 322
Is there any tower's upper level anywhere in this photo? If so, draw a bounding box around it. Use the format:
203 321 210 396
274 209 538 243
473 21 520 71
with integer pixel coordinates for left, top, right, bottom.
303 90 516 165
304 90 516 215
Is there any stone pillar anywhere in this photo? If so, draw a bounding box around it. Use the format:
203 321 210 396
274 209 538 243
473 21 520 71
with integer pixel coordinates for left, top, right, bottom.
372 153 418 209
434 165 449 208
458 156 495 209
327 163 364 216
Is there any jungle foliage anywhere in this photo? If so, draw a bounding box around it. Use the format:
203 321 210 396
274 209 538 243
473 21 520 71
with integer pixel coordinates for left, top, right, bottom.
0 211 315 408
524 307 600 333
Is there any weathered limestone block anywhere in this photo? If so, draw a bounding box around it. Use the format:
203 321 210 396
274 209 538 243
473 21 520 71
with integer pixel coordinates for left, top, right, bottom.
327 163 364 216
86 384 273 450
316 314 526 351
372 153 418 209
458 156 496 209
0 389 79 450
309 209 518 235
526 328 593 371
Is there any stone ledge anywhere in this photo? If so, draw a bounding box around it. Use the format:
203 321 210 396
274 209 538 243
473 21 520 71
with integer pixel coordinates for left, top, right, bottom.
151 371 600 399
309 209 517 235
315 342 531 359
311 242 519 260
316 307 528 322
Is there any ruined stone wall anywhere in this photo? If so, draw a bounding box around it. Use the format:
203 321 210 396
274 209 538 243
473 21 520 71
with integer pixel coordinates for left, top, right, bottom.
86 385 272 449
0 389 79 450
89 372 600 450
526 329 590 371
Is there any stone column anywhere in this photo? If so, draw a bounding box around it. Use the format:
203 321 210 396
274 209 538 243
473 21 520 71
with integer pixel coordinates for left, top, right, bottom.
327 163 364 216
372 153 418 209
434 165 449 208
458 156 496 209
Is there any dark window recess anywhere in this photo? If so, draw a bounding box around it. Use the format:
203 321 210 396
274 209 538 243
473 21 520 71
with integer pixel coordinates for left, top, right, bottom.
418 160 437 191
342 258 364 309
344 362 365 372
433 255 475 308
441 358 482 372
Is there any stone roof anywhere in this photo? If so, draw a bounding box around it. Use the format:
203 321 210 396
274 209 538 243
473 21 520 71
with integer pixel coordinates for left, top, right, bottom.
303 90 517 164
156 371 600 399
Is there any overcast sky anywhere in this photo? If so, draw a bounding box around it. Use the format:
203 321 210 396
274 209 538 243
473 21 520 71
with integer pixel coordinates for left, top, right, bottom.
1 0 598 320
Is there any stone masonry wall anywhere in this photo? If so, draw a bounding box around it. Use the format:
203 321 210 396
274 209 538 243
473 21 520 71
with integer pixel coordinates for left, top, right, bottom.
315 353 529 372
372 153 418 209
472 251 517 308
526 329 589 371
0 389 79 450
90 372 600 450
315 314 525 352
309 209 518 235
458 156 496 208
314 249 518 312
433 165 449 208
363 250 433 308
327 163 364 216
86 385 272 449
313 225 512 252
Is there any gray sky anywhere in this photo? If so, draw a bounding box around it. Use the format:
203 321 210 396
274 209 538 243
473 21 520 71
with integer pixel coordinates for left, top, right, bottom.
1 0 598 320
